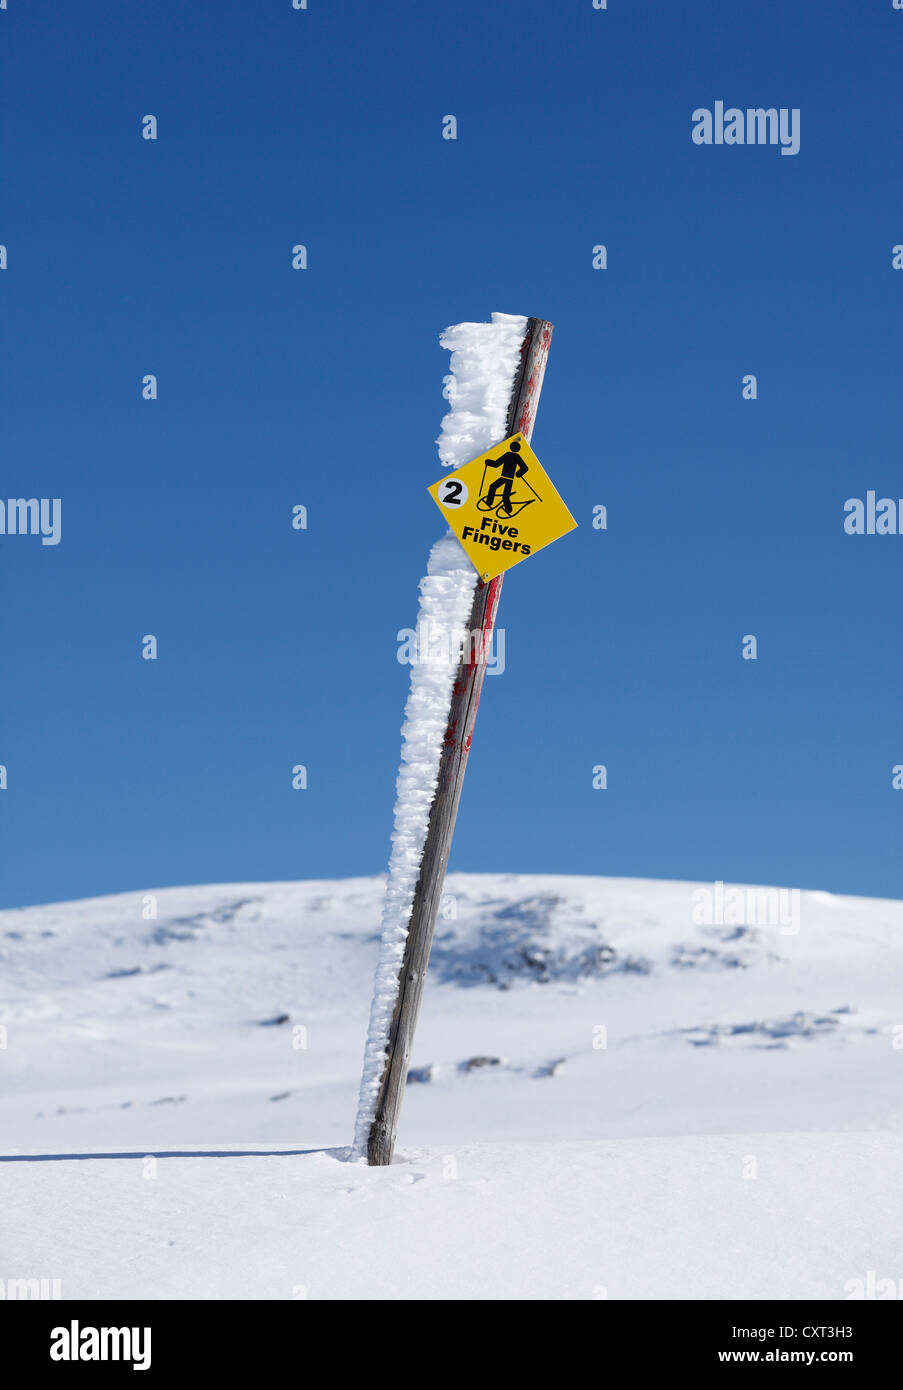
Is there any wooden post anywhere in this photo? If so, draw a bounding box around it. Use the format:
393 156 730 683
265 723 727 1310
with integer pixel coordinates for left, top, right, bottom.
366 317 554 1165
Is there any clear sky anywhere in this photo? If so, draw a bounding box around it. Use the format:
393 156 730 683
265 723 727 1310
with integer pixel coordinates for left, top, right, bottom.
2 0 902 908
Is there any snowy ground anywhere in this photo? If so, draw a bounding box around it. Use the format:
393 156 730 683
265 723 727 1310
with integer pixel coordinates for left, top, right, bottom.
2 874 901 1299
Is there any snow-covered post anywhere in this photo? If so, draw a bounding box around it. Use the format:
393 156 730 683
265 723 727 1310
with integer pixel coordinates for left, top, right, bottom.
354 314 553 1166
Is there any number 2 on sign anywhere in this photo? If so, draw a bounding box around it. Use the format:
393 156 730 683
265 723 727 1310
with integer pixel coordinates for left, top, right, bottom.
438 478 468 507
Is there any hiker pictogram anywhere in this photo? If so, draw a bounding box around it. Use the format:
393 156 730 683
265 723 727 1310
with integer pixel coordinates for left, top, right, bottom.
476 440 541 519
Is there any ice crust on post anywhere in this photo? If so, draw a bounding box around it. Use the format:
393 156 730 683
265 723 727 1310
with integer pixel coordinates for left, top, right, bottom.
352 312 528 1158
436 312 529 470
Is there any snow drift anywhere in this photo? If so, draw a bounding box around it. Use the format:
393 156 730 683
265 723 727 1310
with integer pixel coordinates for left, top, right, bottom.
1 871 902 1298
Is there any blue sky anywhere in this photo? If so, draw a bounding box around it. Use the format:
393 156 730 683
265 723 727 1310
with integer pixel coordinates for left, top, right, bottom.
2 0 902 907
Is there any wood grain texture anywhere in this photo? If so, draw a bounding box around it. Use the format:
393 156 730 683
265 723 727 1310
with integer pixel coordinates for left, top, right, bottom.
366 318 554 1165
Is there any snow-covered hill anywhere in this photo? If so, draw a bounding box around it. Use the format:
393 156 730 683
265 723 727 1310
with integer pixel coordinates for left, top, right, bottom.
1 874 901 1298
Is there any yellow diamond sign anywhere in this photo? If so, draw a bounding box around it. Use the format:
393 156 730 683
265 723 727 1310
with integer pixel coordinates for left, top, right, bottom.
428 433 577 580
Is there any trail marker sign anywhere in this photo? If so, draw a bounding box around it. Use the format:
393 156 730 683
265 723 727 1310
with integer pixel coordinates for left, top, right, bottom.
428 432 577 579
